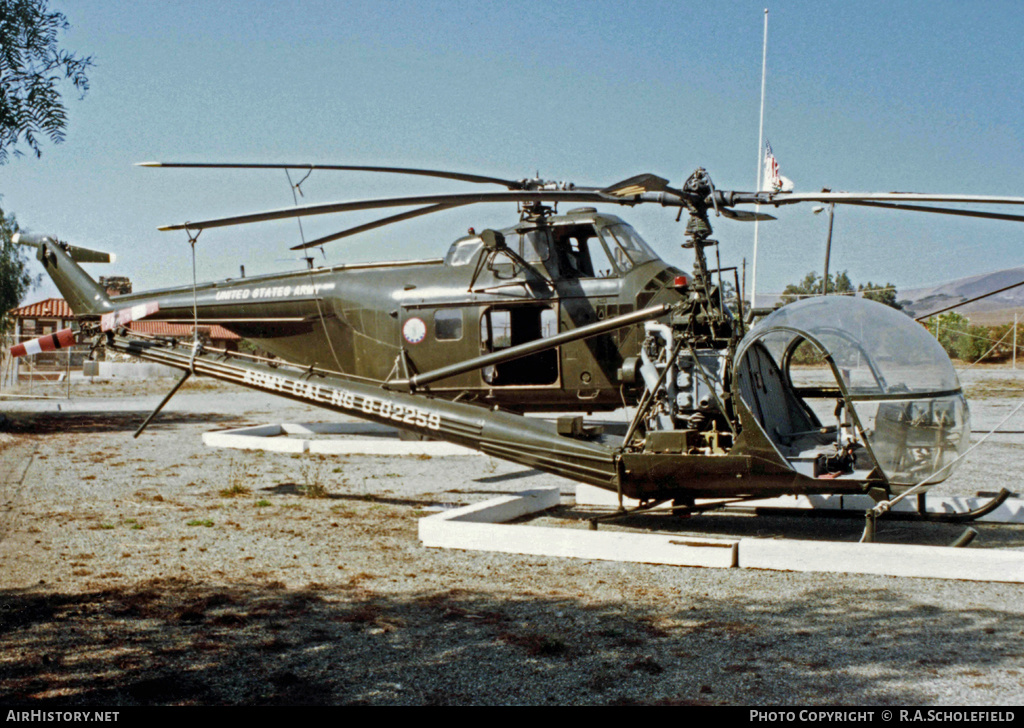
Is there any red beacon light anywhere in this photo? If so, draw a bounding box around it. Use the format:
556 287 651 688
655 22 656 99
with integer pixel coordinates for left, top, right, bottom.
673 274 689 290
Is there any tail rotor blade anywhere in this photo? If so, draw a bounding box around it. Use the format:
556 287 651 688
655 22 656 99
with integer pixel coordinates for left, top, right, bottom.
12 233 116 264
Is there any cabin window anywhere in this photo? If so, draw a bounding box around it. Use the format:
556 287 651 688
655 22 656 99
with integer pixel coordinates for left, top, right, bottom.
480 305 558 385
434 309 463 341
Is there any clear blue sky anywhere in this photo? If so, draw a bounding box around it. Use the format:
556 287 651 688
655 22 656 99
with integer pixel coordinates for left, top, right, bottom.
4 0 1024 306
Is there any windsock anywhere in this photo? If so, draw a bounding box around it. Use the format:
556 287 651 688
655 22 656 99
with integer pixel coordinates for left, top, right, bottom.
9 302 161 358
9 328 78 358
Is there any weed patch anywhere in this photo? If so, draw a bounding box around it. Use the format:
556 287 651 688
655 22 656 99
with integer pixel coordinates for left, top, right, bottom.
499 631 569 657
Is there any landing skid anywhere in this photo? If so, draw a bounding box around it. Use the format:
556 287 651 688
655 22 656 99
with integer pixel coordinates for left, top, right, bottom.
575 484 1023 548
860 488 1013 545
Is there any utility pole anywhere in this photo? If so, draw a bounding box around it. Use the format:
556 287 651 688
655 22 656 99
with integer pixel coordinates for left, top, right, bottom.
742 257 747 311
816 203 835 295
750 8 769 312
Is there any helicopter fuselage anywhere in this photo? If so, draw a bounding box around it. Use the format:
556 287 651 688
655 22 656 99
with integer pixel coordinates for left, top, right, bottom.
108 209 689 413
23 189 971 505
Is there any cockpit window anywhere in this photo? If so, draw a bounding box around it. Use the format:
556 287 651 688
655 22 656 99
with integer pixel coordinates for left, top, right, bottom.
520 230 550 263
551 224 615 278
599 223 659 271
448 230 549 267
446 238 483 266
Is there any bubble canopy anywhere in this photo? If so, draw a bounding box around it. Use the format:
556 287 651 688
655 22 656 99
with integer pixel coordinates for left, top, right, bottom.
734 296 970 489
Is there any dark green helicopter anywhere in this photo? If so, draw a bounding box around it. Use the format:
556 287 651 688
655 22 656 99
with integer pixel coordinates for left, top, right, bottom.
14 163 1024 519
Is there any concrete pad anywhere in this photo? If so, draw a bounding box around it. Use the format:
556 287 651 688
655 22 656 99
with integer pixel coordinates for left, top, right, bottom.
433 488 561 524
419 487 738 569
95 362 180 379
740 538 1024 584
203 424 306 453
203 422 481 456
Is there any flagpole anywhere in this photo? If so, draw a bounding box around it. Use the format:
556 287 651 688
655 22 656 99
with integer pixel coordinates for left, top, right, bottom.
751 7 768 313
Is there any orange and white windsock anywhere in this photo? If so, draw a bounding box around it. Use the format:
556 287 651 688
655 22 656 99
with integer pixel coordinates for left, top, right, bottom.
9 328 79 358
100 302 160 332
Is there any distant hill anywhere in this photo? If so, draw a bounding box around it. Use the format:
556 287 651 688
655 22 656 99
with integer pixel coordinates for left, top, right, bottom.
898 266 1024 323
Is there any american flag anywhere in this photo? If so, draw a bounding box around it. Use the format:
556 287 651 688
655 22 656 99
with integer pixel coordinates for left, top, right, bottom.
762 140 793 193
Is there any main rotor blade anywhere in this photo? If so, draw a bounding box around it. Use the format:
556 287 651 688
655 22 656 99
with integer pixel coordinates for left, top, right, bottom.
158 190 627 232
748 191 1024 207
914 278 1024 321
835 199 1024 224
719 208 776 222
601 173 671 197
138 161 524 189
289 202 472 250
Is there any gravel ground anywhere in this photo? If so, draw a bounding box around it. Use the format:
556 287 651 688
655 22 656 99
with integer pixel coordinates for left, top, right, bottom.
0 373 1022 706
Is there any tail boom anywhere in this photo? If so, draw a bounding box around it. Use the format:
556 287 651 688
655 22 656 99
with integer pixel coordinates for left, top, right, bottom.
13 234 114 315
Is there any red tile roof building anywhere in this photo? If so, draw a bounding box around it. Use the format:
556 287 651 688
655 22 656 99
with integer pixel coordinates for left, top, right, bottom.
7 298 241 344
8 297 74 319
129 320 241 342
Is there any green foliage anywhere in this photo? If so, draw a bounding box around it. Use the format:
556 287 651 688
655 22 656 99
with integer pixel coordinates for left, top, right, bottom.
719 278 749 317
857 281 900 309
832 271 853 295
929 312 992 362
781 270 854 303
786 339 827 366
987 321 1024 361
781 271 901 310
0 205 34 333
0 0 93 163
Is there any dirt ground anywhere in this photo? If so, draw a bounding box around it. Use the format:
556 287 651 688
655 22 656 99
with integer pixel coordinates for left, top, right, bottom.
0 374 1022 706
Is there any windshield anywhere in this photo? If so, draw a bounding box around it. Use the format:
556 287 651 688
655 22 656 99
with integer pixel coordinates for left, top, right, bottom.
735 296 970 488
445 238 482 266
598 223 660 272
744 296 960 394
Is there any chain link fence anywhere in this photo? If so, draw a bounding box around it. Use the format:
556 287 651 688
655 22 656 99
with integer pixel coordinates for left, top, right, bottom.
0 332 91 399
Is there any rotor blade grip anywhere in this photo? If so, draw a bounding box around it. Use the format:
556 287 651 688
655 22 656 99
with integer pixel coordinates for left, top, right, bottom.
11 232 48 247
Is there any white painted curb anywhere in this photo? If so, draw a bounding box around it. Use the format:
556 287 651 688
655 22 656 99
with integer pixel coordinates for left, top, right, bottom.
740 538 1024 583
420 487 1024 583
575 484 1024 524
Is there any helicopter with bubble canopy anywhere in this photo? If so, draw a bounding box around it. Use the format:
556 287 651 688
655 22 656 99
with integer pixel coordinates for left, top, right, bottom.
13 160 1024 531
